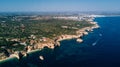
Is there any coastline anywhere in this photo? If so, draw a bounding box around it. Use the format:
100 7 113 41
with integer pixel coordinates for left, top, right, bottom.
0 19 99 62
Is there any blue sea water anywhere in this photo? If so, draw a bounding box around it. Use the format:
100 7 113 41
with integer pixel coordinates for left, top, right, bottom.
1 16 120 67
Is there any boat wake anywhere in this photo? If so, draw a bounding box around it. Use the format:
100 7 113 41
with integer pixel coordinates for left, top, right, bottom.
92 39 99 46
92 33 102 46
99 33 102 36
92 42 97 46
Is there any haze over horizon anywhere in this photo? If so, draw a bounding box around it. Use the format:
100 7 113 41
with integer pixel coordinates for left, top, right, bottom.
0 0 120 12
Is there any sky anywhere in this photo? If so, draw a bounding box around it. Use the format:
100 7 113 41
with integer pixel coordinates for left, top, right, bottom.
0 0 120 12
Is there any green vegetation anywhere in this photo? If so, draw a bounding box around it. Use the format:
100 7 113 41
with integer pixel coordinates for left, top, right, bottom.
0 16 94 52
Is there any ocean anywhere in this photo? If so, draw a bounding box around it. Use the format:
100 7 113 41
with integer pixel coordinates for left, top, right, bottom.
1 16 120 67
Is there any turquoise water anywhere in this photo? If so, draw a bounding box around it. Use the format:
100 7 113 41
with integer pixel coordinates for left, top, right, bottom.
1 17 120 67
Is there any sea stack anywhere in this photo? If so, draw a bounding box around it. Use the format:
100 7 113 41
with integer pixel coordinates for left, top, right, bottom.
76 38 83 43
39 56 44 60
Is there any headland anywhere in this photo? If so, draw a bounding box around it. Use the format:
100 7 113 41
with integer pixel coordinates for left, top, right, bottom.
0 14 99 61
